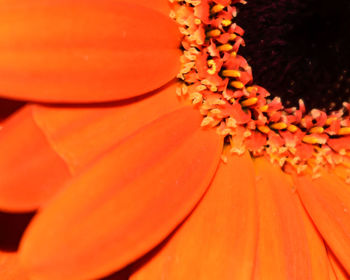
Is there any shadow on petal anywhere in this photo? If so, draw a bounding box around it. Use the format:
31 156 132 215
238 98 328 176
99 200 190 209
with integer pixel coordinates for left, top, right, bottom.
0 211 34 251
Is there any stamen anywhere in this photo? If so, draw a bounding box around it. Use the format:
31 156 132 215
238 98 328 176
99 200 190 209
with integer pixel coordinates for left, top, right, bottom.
222 70 241 78
258 125 270 134
241 97 258 107
338 127 350 135
221 20 232 27
302 135 327 145
171 0 350 182
217 44 233 52
270 122 287 130
206 29 221 37
229 34 237 41
287 125 299 133
309 127 325 134
207 60 217 75
210 4 225 14
259 106 268 112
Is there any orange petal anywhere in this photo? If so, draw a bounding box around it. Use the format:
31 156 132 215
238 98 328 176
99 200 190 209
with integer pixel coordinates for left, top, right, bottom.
0 0 180 102
300 197 331 280
19 107 223 280
328 250 350 280
132 152 258 280
327 259 338 280
254 158 325 280
0 106 71 212
295 171 350 275
0 83 184 212
133 0 171 15
33 82 185 173
0 252 29 279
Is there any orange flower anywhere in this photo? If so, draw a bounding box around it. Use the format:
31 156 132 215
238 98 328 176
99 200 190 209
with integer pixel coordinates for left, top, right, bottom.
0 1 349 280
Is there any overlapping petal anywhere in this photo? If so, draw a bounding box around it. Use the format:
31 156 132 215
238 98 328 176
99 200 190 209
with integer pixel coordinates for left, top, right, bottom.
0 1 347 280
0 106 71 212
328 250 350 280
254 158 330 280
295 171 350 275
0 0 180 102
0 82 184 211
32 82 185 173
19 107 223 280
132 152 258 280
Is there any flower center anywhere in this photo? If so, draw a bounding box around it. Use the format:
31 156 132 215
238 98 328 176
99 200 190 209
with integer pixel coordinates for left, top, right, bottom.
236 0 350 113
171 0 350 182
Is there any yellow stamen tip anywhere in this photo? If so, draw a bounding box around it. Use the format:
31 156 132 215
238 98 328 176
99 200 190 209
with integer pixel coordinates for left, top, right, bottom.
309 126 324 134
258 125 270 134
241 97 258 107
221 19 232 27
207 59 217 75
338 127 350 135
260 105 269 112
217 44 233 52
222 69 241 78
206 29 221 37
229 34 237 41
270 122 288 130
287 124 298 133
246 86 258 93
230 81 245 89
302 135 326 145
194 18 201 25
210 4 225 14
326 117 337 125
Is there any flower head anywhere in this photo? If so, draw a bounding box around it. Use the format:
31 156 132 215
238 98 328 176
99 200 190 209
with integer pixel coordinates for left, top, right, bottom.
0 0 349 279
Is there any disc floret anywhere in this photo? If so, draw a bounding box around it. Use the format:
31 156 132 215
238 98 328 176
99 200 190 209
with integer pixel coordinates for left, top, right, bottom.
171 0 350 182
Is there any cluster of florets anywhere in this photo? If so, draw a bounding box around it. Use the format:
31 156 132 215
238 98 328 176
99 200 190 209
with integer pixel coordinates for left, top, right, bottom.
170 0 350 182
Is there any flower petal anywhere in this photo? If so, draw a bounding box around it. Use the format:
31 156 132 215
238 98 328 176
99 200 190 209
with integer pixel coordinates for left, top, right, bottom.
300 198 331 280
328 250 350 280
0 106 71 212
295 171 350 275
32 82 185 173
19 107 223 280
254 158 326 280
0 0 180 102
133 0 170 15
132 152 258 280
0 83 184 211
0 252 29 279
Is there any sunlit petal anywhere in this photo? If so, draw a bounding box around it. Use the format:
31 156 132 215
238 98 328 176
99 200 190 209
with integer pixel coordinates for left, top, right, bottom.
133 0 170 15
0 0 180 102
0 106 71 212
254 158 328 279
295 171 350 275
19 107 223 280
0 252 28 279
327 250 349 280
132 152 258 280
0 83 184 211
32 82 185 173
